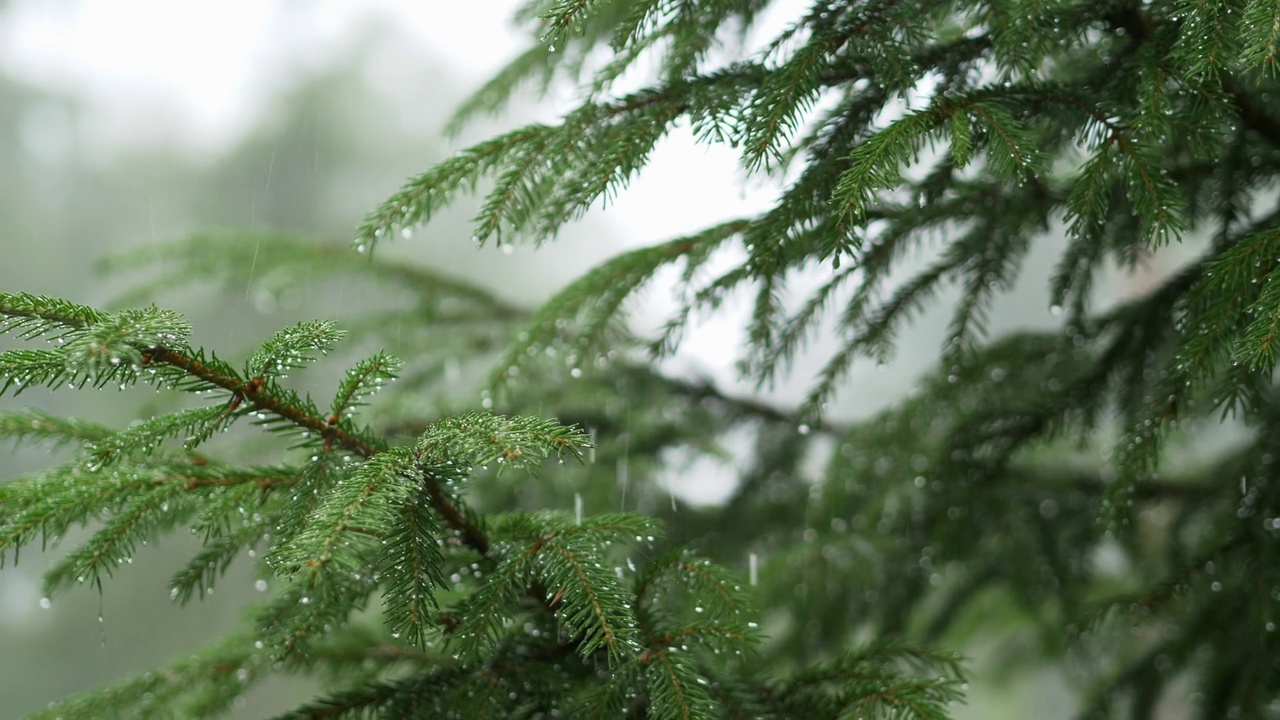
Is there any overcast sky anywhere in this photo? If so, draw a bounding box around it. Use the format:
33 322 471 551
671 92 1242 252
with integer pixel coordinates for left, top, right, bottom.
0 1 525 151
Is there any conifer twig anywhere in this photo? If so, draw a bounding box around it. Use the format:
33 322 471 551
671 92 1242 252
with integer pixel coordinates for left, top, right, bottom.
142 346 385 458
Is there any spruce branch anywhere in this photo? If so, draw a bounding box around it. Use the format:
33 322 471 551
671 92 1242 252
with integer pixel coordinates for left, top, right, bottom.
576 660 645 718
493 220 749 388
539 0 602 50
16 0 1280 716
380 484 448 648
0 291 110 340
444 42 559 137
27 634 268 720
1 461 294 589
0 407 113 448
43 481 196 595
170 505 274 603
635 549 752 624
453 512 655 664
248 320 346 378
330 352 402 421
139 345 385 458
85 405 235 469
644 646 717 720
271 447 421 584
1223 73 1280 150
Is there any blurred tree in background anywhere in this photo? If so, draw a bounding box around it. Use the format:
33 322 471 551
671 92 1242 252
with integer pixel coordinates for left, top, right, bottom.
5 0 1280 718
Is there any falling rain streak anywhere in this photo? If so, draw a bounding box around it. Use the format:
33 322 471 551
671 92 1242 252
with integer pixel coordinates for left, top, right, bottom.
617 457 628 512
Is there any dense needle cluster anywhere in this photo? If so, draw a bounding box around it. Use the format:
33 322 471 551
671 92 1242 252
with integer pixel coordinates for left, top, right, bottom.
4 0 1280 717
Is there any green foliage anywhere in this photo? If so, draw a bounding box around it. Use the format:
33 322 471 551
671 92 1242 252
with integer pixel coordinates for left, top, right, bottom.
9 0 1280 717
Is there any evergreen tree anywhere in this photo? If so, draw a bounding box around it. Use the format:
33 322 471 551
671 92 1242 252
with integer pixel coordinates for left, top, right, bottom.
3 0 1280 717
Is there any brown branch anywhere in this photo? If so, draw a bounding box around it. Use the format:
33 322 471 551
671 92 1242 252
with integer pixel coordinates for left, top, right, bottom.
168 472 298 491
142 344 492 557
419 469 489 555
144 346 384 459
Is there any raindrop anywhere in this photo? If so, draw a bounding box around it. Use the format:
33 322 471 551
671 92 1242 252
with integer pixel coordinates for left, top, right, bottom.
400 227 414 240
797 423 811 435
254 580 268 592
574 493 584 525
39 597 51 610
748 552 759 586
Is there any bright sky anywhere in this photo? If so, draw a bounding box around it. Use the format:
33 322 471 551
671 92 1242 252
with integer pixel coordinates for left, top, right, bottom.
0 0 786 241
0 1 529 153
